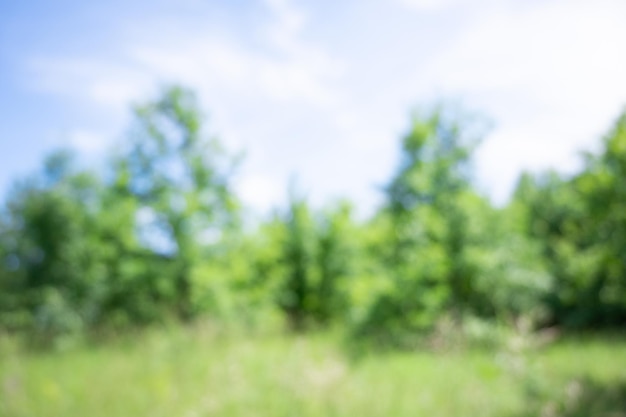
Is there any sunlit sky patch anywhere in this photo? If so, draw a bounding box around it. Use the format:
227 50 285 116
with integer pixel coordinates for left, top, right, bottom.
1 0 625 216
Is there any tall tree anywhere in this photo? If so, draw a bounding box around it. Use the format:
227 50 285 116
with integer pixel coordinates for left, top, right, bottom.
384 104 483 321
0 150 105 340
313 201 358 325
278 194 316 330
118 85 239 320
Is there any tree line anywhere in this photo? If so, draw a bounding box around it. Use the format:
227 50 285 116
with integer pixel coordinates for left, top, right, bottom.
1 86 624 347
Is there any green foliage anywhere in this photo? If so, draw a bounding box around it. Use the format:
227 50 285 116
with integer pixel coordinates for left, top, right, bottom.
313 201 358 325
117 85 240 320
512 110 626 328
274 194 317 330
1 86 625 348
470 201 552 322
0 151 105 343
353 104 491 346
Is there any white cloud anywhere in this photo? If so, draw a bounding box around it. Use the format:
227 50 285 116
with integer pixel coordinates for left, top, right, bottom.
22 0 348 214
415 0 626 202
263 0 307 48
27 57 152 109
67 129 108 153
235 174 283 212
28 0 343 110
17 0 626 213
397 0 461 11
474 127 588 203
130 36 341 106
426 1 626 99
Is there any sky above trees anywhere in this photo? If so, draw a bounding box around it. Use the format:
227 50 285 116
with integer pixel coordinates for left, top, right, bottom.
1 0 626 215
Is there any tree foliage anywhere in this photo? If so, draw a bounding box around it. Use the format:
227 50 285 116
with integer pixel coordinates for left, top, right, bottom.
1 87 625 348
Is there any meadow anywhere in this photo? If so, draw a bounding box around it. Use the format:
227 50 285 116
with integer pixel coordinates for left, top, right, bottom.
2 325 625 417
2 89 626 417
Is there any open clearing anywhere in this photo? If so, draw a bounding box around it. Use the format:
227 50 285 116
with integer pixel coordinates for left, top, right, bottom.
2 328 625 417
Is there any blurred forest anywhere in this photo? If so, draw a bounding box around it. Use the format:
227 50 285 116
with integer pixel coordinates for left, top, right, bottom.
1 85 625 349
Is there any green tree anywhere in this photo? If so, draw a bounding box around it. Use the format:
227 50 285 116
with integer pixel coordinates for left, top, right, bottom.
277 194 317 330
472 183 551 323
313 201 358 325
521 110 626 327
116 85 240 320
0 150 105 342
581 109 626 324
352 105 488 347
385 105 483 319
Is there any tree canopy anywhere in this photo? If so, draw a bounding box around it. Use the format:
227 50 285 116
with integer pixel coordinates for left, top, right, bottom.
1 87 624 348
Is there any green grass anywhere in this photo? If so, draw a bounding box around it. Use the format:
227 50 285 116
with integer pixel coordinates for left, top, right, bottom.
1 326 625 417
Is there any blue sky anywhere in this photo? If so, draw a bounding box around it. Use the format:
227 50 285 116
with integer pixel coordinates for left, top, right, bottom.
2 0 626 216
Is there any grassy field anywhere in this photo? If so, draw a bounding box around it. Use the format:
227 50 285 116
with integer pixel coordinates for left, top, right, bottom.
1 325 625 417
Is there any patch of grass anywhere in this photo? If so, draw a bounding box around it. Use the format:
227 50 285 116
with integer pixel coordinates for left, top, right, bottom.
508 333 626 417
1 326 625 417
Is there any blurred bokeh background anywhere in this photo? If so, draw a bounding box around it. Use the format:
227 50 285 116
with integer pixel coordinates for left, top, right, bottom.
2 0 626 214
1 1 626 416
